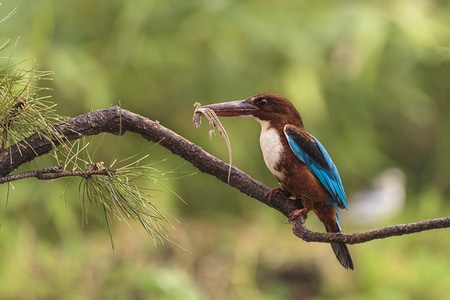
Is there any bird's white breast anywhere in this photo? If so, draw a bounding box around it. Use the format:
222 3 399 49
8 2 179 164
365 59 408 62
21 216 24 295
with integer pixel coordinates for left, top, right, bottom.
257 120 285 180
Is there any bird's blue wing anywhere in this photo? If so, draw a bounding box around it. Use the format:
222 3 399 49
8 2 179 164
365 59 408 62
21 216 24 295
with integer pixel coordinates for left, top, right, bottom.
284 125 348 209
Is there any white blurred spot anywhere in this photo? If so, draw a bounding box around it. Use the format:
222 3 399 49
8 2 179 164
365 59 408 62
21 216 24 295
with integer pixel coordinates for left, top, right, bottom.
345 168 406 225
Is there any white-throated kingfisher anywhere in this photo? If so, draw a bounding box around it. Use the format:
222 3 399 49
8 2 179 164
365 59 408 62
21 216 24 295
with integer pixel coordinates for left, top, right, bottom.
202 93 354 270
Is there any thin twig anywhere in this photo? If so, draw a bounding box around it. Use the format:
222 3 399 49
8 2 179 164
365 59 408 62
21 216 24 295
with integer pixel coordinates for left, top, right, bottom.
0 166 62 183
0 165 114 183
36 167 114 180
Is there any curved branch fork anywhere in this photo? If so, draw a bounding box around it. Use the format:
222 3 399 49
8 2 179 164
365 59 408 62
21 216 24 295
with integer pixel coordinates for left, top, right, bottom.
0 106 448 244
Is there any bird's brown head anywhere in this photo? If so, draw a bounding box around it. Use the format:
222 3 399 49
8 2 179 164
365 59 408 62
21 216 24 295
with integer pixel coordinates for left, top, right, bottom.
202 93 304 127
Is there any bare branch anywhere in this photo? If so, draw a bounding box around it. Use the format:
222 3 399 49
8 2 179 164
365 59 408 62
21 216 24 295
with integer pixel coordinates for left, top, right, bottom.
0 166 62 183
0 106 448 244
0 165 115 183
291 214 450 244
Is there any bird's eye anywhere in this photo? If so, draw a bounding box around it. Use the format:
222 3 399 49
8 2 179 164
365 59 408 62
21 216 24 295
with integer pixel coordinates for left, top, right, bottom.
255 98 267 106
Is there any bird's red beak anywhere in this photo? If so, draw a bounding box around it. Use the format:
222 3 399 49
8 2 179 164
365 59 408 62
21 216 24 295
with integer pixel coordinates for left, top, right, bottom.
201 100 258 116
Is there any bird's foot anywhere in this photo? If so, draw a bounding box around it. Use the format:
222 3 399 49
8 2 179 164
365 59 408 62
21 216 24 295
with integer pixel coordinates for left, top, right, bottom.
266 188 291 201
288 208 309 223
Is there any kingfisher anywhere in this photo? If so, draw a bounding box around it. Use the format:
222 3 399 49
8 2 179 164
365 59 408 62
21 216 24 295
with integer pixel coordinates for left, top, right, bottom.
202 93 354 270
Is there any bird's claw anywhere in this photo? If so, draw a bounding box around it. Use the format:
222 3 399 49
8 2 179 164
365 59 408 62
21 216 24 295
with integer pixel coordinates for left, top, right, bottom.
288 208 309 223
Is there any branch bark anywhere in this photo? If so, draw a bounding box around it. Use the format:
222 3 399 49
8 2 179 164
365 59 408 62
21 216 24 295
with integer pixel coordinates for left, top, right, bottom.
0 106 448 244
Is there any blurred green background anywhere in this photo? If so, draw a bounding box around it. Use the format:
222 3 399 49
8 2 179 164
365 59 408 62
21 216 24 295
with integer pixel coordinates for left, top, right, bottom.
1 0 450 299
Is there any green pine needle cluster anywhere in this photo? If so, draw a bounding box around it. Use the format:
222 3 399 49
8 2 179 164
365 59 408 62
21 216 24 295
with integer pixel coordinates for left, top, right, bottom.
81 159 179 248
0 58 65 150
1 40 182 248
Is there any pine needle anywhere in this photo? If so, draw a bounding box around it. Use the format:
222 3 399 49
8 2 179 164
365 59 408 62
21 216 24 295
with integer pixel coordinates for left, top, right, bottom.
81 162 170 246
79 155 192 251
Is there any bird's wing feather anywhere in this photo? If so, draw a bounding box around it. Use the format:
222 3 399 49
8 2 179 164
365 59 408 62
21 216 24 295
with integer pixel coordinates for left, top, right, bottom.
284 124 347 209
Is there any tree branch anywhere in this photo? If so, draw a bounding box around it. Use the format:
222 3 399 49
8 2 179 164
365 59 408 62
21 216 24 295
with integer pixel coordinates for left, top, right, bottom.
292 214 450 244
0 106 301 216
0 106 448 244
